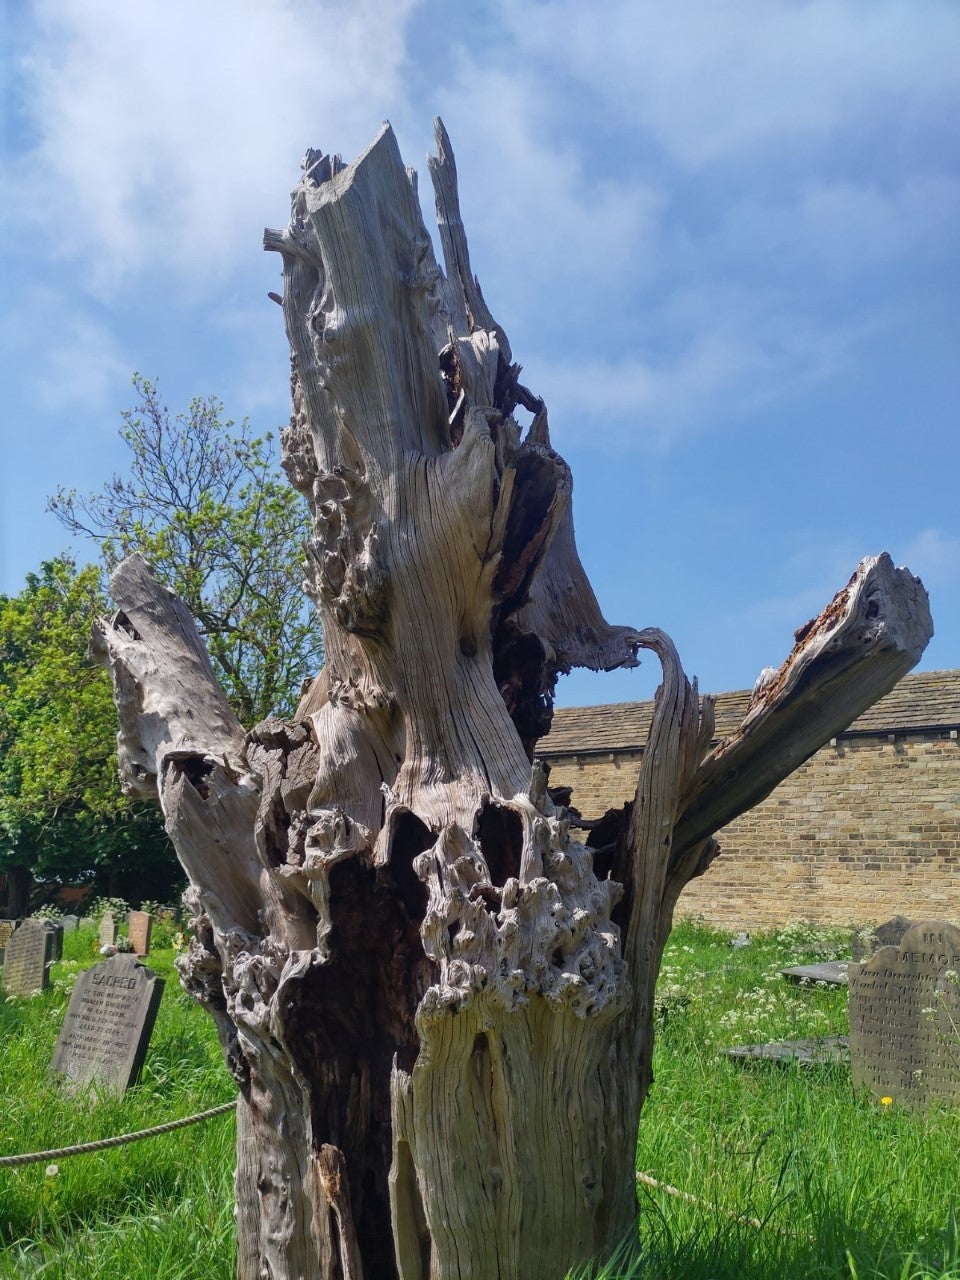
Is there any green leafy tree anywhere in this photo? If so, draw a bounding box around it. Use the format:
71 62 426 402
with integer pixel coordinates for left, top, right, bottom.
0 557 178 910
50 374 322 724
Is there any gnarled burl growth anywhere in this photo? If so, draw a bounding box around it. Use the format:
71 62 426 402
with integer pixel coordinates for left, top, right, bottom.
94 120 932 1280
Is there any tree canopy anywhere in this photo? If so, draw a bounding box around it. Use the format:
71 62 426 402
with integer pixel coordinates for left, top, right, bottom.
0 556 176 904
50 374 322 724
0 378 321 912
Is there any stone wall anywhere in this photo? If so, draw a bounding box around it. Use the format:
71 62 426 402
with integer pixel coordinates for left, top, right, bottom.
545 732 960 930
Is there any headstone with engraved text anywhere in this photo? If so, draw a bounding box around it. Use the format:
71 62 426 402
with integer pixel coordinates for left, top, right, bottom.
2 919 50 996
127 911 153 957
50 954 165 1095
848 921 960 1108
98 912 118 949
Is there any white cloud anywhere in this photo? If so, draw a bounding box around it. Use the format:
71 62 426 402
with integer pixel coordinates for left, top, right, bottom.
429 68 665 332
11 0 420 286
743 539 868 633
0 286 129 413
6 0 956 463
898 529 960 589
417 2 958 453
502 0 960 168
702 174 960 279
528 288 887 452
741 530 958 642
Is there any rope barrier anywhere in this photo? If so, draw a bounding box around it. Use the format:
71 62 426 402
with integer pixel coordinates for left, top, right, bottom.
636 1171 768 1232
0 1100 237 1168
0 1108 785 1240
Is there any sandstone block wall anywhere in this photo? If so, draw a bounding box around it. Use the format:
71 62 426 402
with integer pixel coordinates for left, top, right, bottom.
546 733 960 931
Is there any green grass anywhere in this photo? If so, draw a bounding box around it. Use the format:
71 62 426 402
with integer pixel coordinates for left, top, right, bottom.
1 921 957 1278
618 919 960 1280
0 928 235 1279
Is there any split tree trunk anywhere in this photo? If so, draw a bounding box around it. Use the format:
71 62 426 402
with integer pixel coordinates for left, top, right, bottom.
93 122 932 1280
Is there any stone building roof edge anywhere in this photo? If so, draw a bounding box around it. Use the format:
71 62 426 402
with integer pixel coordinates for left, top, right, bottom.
538 669 960 758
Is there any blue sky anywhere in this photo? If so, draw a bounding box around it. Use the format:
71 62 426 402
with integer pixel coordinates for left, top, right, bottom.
2 0 958 708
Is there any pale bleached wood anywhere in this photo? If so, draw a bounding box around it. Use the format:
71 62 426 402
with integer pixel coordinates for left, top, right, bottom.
90 554 249 800
94 119 932 1280
672 553 933 862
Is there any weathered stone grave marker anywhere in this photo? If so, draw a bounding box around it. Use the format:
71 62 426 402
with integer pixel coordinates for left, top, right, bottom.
98 912 118 949
0 919 16 965
848 920 960 1108
781 961 849 986
851 915 913 963
40 920 64 964
127 911 152 956
726 1036 849 1066
2 919 50 996
50 954 165 1095
61 914 79 933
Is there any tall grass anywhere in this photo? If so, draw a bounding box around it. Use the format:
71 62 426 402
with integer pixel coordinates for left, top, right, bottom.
1 921 957 1278
621 920 960 1280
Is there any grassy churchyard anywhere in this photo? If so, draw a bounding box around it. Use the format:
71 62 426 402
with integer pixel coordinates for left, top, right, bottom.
0 926 235 1280
0 921 957 1279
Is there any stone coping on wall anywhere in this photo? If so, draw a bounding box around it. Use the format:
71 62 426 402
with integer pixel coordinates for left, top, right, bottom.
538 669 960 759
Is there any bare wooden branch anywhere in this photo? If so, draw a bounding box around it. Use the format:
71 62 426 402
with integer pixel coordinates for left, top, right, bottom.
91 553 248 800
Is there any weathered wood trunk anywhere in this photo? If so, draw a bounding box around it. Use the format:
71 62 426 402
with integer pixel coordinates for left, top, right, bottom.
93 122 933 1280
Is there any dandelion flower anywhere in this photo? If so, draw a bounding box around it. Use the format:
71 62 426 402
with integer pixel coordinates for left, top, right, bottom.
45 1164 59 1178
880 1096 893 1106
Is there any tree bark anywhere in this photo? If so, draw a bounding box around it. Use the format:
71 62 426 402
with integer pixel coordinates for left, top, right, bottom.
93 121 932 1280
2 866 32 918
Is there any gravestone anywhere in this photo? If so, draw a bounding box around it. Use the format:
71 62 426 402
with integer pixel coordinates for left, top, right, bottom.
127 911 153 957
781 961 849 986
848 921 960 1108
61 914 79 933
40 920 64 964
2 919 50 996
851 915 913 962
98 912 118 948
50 954 165 1095
0 919 16 965
727 1035 849 1066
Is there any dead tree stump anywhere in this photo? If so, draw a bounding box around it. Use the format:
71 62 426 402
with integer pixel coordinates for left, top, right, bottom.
93 121 932 1280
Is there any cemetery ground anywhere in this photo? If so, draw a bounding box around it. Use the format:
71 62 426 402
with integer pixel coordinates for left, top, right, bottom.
0 924 956 1279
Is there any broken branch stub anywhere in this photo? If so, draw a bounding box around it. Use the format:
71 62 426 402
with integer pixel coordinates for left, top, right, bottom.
672 552 933 862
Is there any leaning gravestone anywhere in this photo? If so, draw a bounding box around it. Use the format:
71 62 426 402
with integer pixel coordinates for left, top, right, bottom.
851 915 914 963
50 954 165 1095
2 919 50 996
849 921 960 1108
98 912 118 948
127 911 153 957
0 919 16 965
